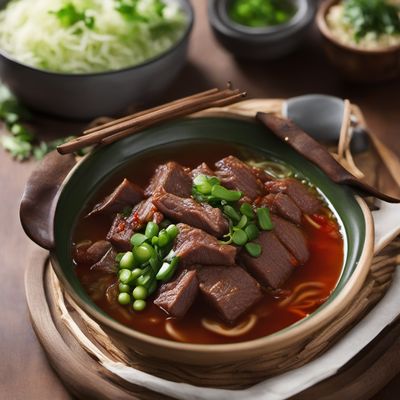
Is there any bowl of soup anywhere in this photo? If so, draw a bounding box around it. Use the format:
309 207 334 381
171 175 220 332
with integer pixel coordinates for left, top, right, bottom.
0 0 193 119
317 0 400 82
20 116 374 368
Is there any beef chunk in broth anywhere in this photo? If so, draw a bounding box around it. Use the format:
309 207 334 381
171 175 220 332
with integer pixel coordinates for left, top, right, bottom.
191 162 215 178
154 270 199 318
265 178 322 215
196 265 263 324
174 224 237 267
91 247 118 274
106 214 133 251
87 179 144 217
239 231 296 289
260 193 302 225
106 198 163 250
153 191 229 237
144 161 192 198
271 215 309 265
214 156 264 200
73 240 112 265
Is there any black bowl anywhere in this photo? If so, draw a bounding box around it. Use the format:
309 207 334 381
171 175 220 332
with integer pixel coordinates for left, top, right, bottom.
208 0 315 60
0 0 193 120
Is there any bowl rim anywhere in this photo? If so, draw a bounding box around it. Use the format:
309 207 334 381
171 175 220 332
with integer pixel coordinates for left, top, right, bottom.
209 0 315 41
217 0 308 36
316 0 400 55
48 117 375 356
0 0 194 78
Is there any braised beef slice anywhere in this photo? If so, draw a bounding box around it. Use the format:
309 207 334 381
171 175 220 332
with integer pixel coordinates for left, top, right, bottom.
73 240 112 265
265 178 322 215
271 215 309 265
196 265 263 324
87 179 144 217
239 231 296 289
153 191 229 237
91 247 118 274
144 161 192 198
106 198 163 250
174 224 237 267
214 156 264 200
154 270 199 318
106 214 133 251
260 193 302 225
191 162 215 178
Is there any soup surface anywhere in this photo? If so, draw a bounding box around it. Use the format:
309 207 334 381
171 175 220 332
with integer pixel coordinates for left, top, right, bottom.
73 142 344 344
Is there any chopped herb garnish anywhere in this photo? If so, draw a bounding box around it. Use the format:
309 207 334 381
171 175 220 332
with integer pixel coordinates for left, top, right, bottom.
0 82 90 161
343 0 400 41
50 3 95 29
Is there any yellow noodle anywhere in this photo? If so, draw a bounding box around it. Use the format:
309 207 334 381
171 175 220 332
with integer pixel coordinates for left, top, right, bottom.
279 282 326 307
304 214 322 229
165 321 187 342
202 315 257 337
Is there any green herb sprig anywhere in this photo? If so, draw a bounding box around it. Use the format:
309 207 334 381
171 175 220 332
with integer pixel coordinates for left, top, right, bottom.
0 83 88 161
343 0 400 41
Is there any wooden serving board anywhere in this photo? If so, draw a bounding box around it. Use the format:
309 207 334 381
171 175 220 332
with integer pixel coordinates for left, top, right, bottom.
25 248 400 400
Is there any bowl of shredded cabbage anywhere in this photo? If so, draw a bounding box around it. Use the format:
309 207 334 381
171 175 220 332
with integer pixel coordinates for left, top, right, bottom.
0 0 193 119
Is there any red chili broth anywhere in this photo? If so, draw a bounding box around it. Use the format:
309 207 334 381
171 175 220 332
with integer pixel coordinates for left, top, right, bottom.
73 142 344 344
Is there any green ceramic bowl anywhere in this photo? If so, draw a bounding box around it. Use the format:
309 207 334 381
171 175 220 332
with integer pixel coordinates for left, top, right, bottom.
21 116 374 366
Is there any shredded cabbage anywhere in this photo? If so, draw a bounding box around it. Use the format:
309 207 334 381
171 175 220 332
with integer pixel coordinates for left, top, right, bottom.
0 0 188 74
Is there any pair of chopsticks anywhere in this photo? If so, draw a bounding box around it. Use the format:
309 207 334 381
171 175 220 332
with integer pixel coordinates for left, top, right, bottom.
57 86 247 155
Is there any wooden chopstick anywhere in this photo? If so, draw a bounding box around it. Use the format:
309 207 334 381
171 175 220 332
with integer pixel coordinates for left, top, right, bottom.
101 91 247 145
83 88 220 134
57 87 246 154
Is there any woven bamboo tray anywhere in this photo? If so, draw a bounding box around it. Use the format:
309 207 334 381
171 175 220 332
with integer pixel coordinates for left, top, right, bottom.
25 99 400 398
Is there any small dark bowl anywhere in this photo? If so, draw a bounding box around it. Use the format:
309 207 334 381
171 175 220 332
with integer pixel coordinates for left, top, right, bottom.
317 0 400 82
208 0 315 60
0 0 193 120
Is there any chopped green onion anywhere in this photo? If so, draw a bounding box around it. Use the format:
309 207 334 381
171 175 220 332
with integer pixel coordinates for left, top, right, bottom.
115 252 125 263
132 285 148 300
130 233 148 247
130 268 143 281
118 283 130 293
133 299 146 311
232 229 248 246
223 205 241 223
157 230 170 247
156 257 179 281
240 203 255 218
145 221 159 239
245 224 259 241
136 273 152 287
211 185 242 202
166 224 179 241
119 251 134 270
245 242 262 257
119 269 133 284
257 207 273 230
118 292 131 305
134 243 153 264
236 214 248 229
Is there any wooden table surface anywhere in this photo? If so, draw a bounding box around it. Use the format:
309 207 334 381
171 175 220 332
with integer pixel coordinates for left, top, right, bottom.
1 1 399 399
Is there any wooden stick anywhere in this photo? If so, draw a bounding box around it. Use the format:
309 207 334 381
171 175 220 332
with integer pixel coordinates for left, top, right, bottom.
337 99 351 161
83 88 220 134
101 91 247 145
57 88 241 154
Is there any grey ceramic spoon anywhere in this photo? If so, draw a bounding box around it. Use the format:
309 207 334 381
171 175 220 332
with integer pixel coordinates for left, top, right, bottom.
282 94 369 153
